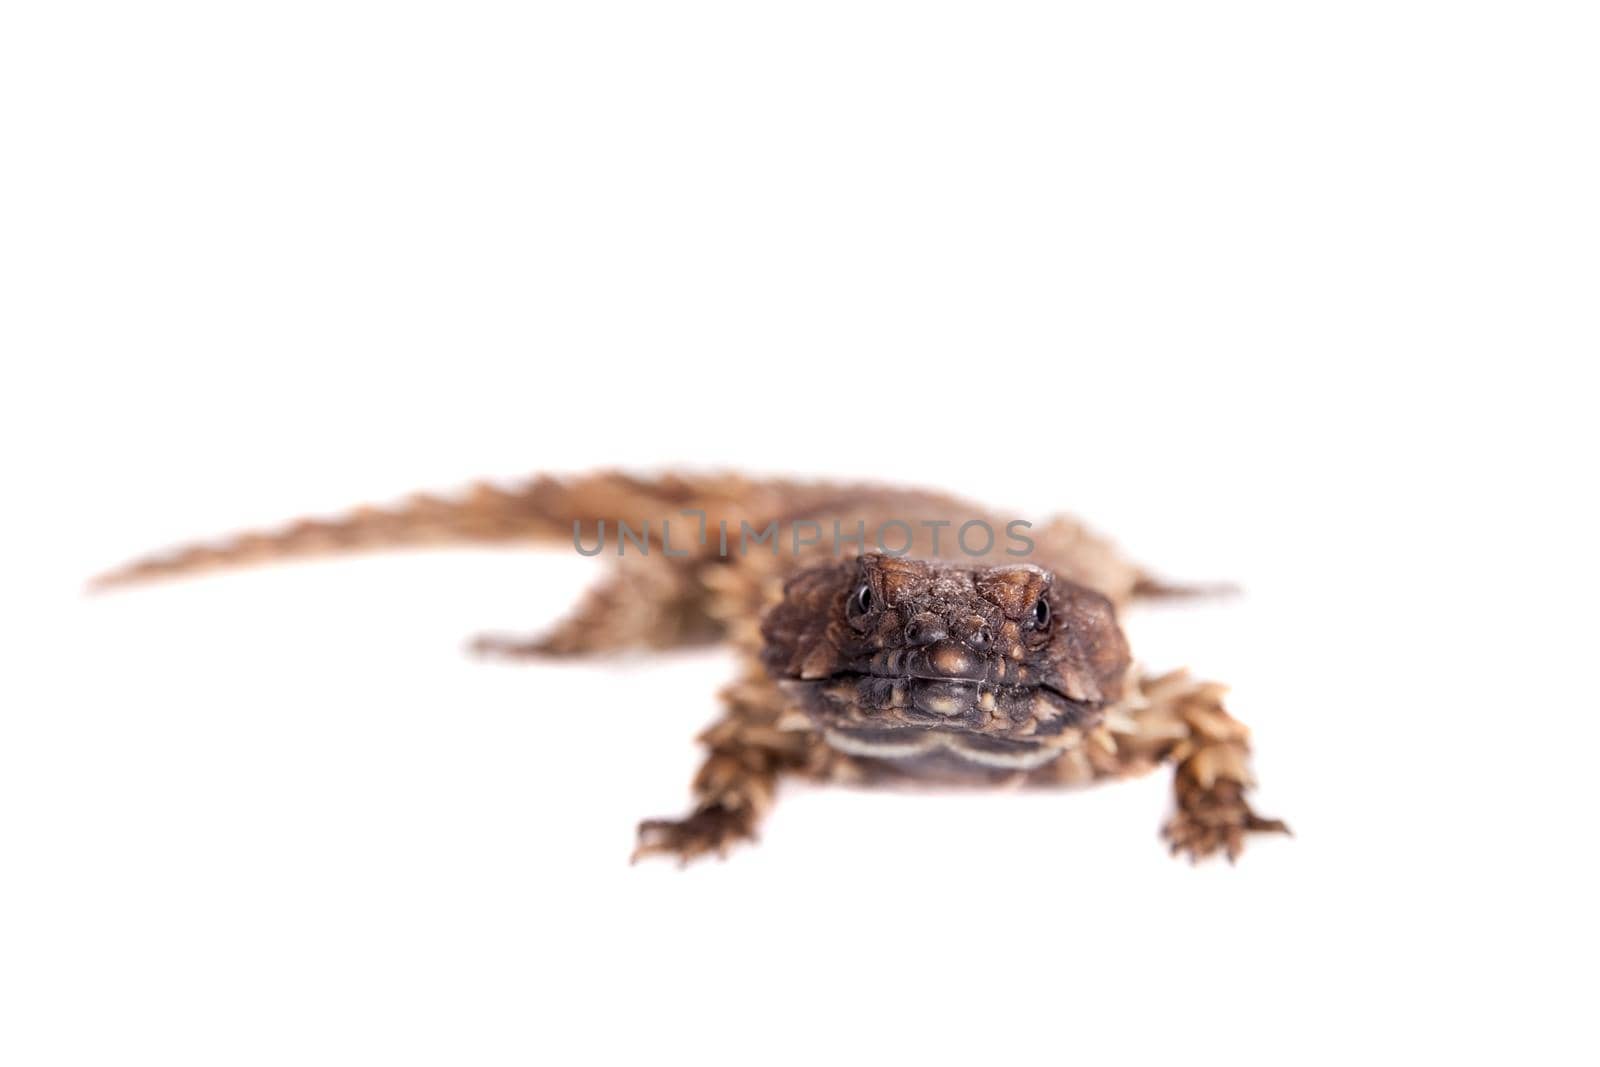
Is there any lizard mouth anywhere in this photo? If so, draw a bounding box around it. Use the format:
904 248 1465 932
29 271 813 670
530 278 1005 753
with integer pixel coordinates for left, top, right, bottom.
820 724 1072 770
779 671 1100 744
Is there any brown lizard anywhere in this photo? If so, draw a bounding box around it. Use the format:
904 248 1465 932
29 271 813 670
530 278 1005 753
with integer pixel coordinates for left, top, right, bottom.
92 470 1287 863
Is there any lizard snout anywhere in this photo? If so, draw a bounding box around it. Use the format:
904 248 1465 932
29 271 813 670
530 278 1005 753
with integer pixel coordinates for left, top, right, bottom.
912 639 988 682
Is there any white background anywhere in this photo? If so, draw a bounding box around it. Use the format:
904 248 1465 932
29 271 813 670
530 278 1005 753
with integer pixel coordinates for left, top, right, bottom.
3 3 1596 1064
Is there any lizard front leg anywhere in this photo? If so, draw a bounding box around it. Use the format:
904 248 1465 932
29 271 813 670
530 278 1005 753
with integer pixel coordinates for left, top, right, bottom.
1130 670 1288 861
1032 669 1287 861
632 673 839 864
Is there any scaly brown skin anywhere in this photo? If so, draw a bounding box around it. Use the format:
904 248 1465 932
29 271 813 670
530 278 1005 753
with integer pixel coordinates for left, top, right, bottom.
92 470 1287 864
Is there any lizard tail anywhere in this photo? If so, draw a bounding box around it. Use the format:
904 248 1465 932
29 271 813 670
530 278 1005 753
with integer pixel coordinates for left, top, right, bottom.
87 473 672 591
1130 575 1241 600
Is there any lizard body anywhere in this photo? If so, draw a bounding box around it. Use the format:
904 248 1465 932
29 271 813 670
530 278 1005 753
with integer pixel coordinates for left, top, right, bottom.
94 470 1286 863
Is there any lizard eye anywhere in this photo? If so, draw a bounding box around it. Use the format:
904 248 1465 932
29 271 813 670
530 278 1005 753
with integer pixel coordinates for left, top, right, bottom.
1031 596 1051 629
848 583 874 620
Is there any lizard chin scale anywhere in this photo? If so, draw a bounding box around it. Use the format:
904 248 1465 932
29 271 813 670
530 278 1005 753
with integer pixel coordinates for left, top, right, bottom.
910 679 978 716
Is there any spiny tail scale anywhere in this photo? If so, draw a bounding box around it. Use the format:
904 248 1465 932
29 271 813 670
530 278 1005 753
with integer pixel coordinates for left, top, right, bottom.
85 473 694 590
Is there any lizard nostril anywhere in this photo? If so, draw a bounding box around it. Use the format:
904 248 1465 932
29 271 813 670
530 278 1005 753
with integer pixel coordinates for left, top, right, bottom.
905 615 948 646
968 625 993 650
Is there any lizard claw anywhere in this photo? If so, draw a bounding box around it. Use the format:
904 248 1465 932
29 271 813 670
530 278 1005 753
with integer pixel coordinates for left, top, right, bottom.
632 805 757 866
468 632 564 659
1163 779 1289 863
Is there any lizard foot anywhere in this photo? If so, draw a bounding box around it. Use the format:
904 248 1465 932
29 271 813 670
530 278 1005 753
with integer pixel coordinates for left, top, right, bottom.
1163 779 1289 863
468 632 568 659
632 804 757 866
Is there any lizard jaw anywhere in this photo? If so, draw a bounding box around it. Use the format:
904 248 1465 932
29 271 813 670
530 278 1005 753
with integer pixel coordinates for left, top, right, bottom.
778 673 1101 753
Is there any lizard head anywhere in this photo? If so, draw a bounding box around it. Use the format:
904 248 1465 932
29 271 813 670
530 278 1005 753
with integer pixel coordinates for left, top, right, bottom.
760 553 1130 772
